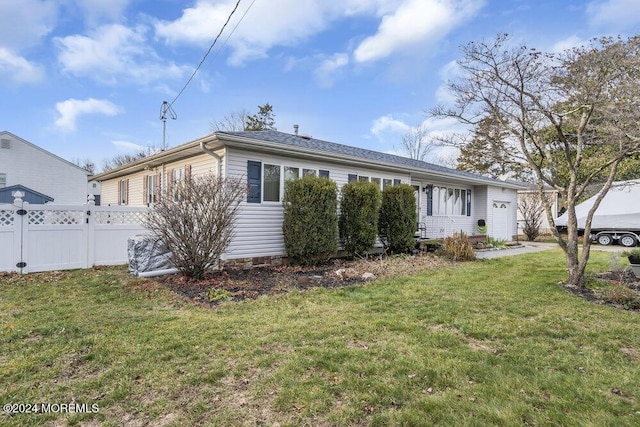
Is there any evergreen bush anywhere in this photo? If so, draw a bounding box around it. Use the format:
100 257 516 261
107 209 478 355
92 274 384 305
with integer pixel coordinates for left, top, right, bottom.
282 175 338 265
378 184 417 254
339 181 381 257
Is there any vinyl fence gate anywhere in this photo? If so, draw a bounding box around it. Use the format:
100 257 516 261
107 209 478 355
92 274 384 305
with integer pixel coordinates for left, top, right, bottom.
0 195 148 274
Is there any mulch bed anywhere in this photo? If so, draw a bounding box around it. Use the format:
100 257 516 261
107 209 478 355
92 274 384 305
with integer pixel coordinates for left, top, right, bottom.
152 254 449 307
562 270 640 312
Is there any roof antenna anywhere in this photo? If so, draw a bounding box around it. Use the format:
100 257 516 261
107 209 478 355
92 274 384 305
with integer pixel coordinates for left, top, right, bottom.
160 101 177 151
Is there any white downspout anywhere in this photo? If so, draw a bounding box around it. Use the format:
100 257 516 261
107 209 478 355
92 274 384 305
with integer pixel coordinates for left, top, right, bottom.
200 140 222 175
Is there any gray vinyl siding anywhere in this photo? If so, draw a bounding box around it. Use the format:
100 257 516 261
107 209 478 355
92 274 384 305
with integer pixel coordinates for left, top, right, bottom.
224 147 410 260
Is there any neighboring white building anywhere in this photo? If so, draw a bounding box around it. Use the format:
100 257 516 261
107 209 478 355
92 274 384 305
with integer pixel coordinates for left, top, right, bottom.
0 131 91 204
92 130 524 261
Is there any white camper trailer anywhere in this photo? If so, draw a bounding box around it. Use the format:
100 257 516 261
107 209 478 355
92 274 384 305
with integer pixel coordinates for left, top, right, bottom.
555 179 640 247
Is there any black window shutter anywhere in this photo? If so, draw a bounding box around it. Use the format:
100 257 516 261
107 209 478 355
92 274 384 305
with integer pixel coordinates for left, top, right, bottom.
247 161 262 203
466 189 472 216
426 184 433 216
348 174 357 183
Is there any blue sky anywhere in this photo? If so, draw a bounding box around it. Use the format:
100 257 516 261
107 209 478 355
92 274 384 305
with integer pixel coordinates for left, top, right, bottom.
2 0 639 171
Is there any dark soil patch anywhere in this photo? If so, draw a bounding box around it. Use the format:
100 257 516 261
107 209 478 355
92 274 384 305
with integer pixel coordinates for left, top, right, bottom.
152 254 449 307
562 270 640 312
153 259 371 306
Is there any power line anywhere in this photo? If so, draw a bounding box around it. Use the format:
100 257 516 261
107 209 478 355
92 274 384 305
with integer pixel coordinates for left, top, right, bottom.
169 0 243 107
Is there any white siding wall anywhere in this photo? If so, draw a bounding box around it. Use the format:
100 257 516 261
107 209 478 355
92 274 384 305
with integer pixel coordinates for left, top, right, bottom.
0 133 89 204
225 147 410 259
100 151 224 207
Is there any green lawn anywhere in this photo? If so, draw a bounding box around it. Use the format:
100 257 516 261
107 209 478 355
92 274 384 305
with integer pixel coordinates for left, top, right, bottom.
1 251 639 426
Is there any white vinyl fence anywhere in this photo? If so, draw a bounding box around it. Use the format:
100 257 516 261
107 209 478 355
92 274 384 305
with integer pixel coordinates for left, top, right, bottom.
0 194 148 274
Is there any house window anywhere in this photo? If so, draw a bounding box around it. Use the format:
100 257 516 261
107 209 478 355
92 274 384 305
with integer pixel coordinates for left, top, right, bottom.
394 179 402 186
144 174 158 205
358 176 369 182
284 166 299 182
0 173 6 188
371 177 381 189
319 169 330 178
383 179 392 189
303 168 316 177
348 174 357 183
169 165 191 202
118 179 129 205
1 139 10 149
430 186 470 216
263 164 281 202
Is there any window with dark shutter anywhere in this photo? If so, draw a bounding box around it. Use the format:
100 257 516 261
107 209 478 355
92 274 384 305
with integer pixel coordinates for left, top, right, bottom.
348 174 357 183
247 160 262 203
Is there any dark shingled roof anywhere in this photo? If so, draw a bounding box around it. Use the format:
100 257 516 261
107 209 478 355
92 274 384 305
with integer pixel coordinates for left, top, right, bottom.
219 130 515 186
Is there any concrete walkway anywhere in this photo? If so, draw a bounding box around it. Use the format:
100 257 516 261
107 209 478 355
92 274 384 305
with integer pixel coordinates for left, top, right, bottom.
474 241 627 259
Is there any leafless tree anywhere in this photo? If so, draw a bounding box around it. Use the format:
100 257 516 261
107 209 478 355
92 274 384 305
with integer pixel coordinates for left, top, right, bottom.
431 34 640 287
102 145 159 172
398 126 435 161
209 109 250 132
71 157 97 175
145 173 246 279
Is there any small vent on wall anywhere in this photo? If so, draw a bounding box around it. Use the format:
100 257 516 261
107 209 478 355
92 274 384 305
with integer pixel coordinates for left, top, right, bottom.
0 139 10 149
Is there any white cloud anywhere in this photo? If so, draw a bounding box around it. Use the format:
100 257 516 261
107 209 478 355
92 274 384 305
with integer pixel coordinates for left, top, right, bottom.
0 48 45 85
72 0 130 25
155 0 332 66
153 0 418 67
0 0 57 51
551 35 589 53
587 0 640 29
55 24 190 85
314 53 349 87
112 140 146 152
54 98 121 131
354 0 485 63
371 114 411 139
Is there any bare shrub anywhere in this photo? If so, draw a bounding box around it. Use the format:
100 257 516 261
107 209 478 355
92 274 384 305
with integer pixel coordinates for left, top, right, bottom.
146 173 246 279
518 193 545 241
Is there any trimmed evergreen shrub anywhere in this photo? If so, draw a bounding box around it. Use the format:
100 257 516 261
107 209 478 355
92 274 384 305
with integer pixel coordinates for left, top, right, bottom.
339 181 381 257
378 184 417 254
282 175 338 265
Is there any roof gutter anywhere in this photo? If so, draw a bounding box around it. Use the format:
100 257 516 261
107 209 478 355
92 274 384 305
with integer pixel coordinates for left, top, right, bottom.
200 139 221 175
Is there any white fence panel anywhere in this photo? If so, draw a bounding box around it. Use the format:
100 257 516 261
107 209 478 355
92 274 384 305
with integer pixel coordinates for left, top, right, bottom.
91 206 148 266
24 203 87 273
0 195 149 274
0 205 17 272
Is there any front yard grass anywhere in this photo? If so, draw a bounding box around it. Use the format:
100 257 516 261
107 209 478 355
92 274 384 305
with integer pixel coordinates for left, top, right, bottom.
1 251 639 426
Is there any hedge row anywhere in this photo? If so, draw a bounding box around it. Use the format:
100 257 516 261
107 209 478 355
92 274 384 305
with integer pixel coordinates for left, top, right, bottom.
283 177 416 264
